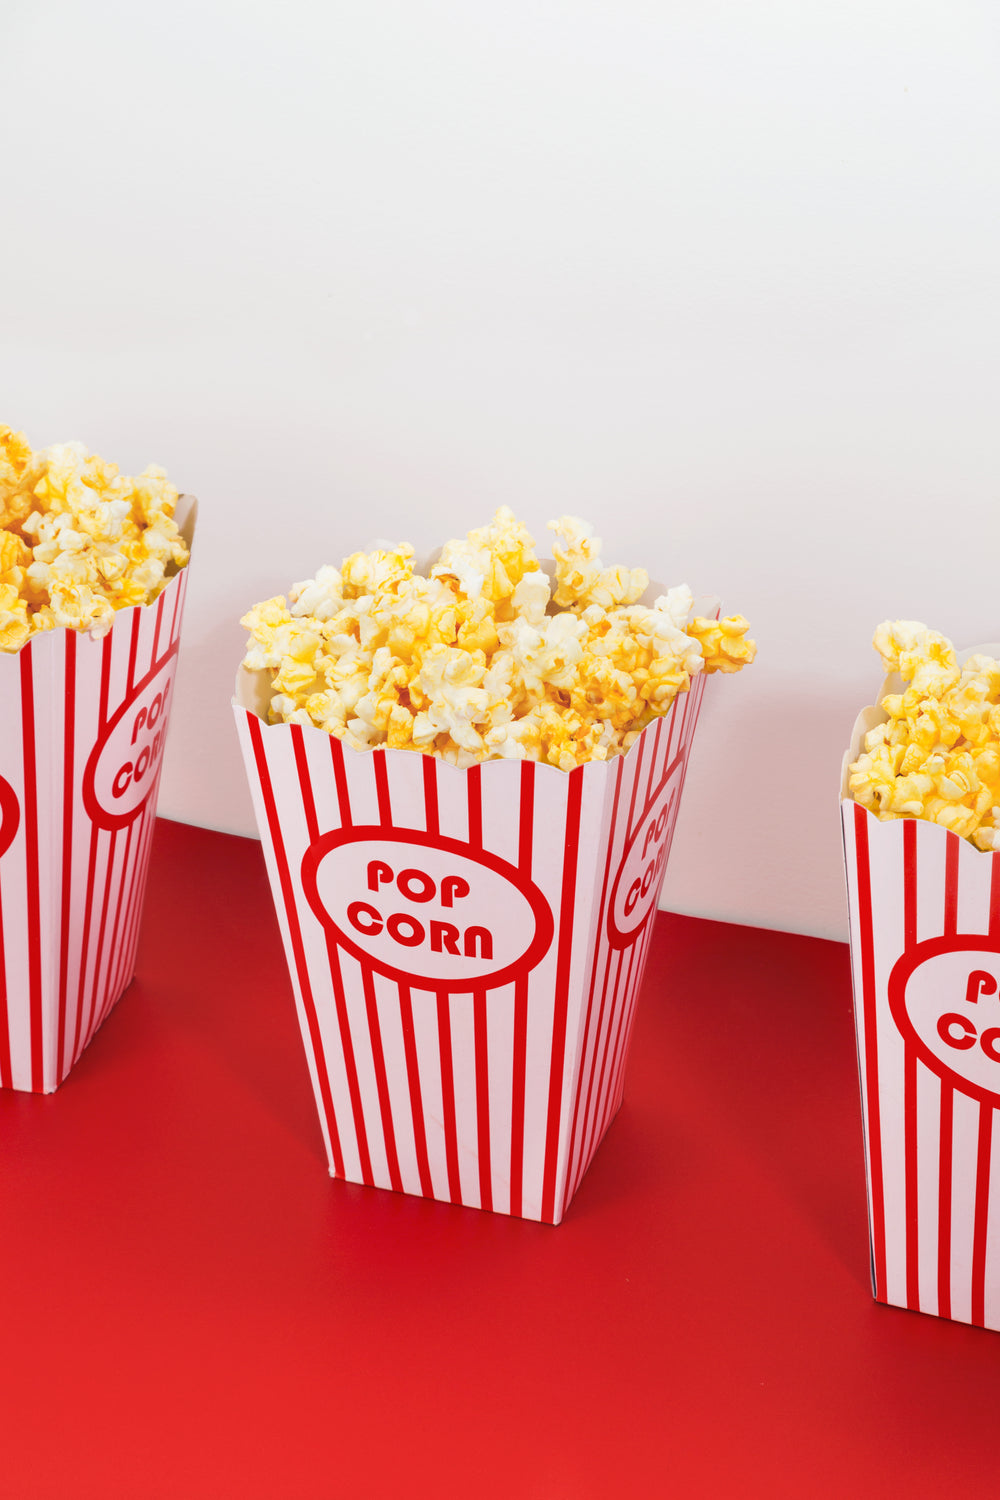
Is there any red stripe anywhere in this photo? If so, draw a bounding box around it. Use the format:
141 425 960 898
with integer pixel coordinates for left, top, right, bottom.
467 764 482 848
938 840 958 1320
944 835 959 935
98 632 112 725
247 714 350 1179
168 568 184 648
373 750 392 827
330 738 353 826
84 829 119 1044
624 728 646 843
436 990 462 1203
854 803 887 1302
662 684 682 774
398 982 433 1198
517 760 534 883
474 986 492 1212
318 744 373 1182
104 816 145 1026
971 1105 993 1328
578 946 620 1180
595 938 638 1145
902 816 920 1310
656 702 675 796
56 632 77 1084
509 762 535 1218
574 744 649 1181
111 774 167 1007
509 976 528 1219
422 755 439 836
904 1045 920 1310
126 606 141 693
642 713 664 811
73 632 115 1053
290 726 346 1179
292 729 326 875
608 874 661 1119
109 806 146 1002
359 960 403 1193
0 867 10 1089
567 759 624 1192
327 941 374 1183
541 769 583 1223
151 588 166 666
19 650 44 1091
73 826 101 1064
110 802 153 1008
93 822 134 1034
938 1084 953 1321
903 819 917 950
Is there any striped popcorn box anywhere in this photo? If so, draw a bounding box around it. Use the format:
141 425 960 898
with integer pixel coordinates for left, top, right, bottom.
234 649 711 1224
0 496 196 1094
841 644 1000 1329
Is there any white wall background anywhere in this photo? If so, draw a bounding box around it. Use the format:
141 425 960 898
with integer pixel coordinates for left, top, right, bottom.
2 0 998 941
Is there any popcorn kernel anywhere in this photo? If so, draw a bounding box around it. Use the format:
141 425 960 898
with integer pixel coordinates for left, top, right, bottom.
241 511 755 769
850 620 1000 849
0 427 189 648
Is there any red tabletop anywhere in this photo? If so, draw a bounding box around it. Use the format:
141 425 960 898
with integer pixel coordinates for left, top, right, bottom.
2 819 996 1498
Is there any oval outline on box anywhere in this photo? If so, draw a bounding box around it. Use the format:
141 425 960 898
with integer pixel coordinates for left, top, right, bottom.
83 641 180 832
301 825 554 991
0 775 19 859
606 759 682 949
888 933 1000 1107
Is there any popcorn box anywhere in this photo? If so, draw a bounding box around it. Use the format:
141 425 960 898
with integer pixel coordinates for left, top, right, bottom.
0 496 196 1093
234 621 712 1224
841 643 1000 1328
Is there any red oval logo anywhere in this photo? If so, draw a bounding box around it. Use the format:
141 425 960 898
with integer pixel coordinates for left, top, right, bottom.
888 936 1000 1106
0 775 19 859
301 827 554 990
607 759 683 948
83 647 179 831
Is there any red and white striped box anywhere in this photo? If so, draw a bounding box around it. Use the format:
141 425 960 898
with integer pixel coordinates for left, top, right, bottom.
0 496 196 1094
234 629 713 1224
841 645 1000 1329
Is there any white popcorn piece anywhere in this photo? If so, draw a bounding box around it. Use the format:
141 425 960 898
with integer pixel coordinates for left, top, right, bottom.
240 509 755 769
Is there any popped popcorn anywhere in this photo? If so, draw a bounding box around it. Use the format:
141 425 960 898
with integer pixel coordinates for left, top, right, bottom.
849 621 1000 850
240 508 756 771
0 426 189 647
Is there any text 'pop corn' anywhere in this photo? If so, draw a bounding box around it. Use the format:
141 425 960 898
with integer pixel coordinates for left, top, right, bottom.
241 509 755 770
0 426 190 650
849 621 1000 850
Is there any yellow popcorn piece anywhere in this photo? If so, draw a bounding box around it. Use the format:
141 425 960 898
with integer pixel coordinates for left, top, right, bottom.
850 620 1000 848
0 529 31 590
687 615 758 674
0 427 189 649
433 506 539 610
548 516 648 610
240 509 754 768
0 582 31 652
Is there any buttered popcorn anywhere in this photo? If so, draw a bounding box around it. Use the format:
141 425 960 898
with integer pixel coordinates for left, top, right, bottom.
0 426 189 649
849 621 1000 851
241 509 755 770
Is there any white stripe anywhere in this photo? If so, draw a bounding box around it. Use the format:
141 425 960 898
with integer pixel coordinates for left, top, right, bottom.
447 991 481 1209
948 1088 981 1325
982 1110 1000 1329
486 979 516 1216
370 967 422 1196
915 1064 942 1315
865 815 908 1312
408 986 450 1200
